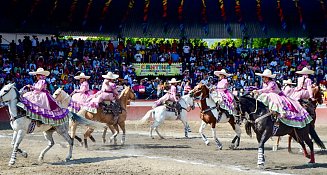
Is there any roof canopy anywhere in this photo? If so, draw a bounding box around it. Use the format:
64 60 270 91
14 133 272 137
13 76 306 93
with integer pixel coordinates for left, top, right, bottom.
0 0 326 38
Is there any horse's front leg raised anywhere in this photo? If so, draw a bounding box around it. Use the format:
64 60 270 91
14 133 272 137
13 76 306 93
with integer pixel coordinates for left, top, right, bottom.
108 125 118 145
9 130 25 166
199 121 209 145
11 130 28 158
230 123 241 150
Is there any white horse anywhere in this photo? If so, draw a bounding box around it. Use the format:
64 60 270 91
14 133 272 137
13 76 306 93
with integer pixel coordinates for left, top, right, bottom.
140 94 195 139
0 83 102 166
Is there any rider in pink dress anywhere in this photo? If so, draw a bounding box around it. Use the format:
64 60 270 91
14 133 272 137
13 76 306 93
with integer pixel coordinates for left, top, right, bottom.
282 79 295 97
19 68 69 125
87 72 119 109
253 69 311 128
290 67 314 101
69 72 91 113
213 69 235 115
153 78 180 108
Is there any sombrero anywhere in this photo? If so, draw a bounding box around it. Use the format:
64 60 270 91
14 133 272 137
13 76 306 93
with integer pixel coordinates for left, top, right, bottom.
74 72 90 80
255 69 276 78
283 79 295 85
102 72 119 79
29 68 50 76
168 78 180 84
295 67 314 75
214 69 232 77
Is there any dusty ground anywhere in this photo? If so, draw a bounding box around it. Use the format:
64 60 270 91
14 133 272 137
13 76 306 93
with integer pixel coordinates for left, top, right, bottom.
0 121 326 175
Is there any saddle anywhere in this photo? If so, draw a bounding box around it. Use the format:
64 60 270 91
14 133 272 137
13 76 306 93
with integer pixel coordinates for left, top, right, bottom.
99 101 123 117
164 101 182 119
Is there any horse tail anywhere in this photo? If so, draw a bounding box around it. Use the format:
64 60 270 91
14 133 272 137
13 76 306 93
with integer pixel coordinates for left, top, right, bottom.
139 109 154 124
309 125 326 150
70 112 107 129
245 120 253 138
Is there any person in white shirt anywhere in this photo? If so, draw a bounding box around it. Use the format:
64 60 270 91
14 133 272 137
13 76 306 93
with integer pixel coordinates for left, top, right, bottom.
134 52 142 62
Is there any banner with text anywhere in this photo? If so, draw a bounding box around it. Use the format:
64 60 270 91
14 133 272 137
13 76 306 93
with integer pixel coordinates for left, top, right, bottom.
132 63 182 76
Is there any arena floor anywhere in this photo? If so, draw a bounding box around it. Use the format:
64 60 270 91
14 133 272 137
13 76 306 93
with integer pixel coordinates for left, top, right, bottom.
0 121 326 175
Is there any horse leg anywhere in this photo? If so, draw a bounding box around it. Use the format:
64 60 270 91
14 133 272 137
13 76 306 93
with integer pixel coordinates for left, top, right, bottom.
273 136 281 152
257 129 272 169
303 132 315 163
149 123 155 139
56 126 74 162
118 122 126 145
8 130 25 166
211 123 222 150
108 125 118 145
181 118 189 138
187 123 192 132
199 121 209 145
230 123 241 150
70 121 83 146
83 128 94 149
102 127 108 143
38 130 55 163
288 135 292 153
11 130 28 158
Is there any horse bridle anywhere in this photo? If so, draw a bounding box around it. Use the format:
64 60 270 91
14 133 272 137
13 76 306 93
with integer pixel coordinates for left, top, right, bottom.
0 86 24 121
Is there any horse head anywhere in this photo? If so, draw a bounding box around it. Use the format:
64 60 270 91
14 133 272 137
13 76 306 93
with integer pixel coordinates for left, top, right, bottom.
312 85 323 105
53 87 71 108
0 83 19 103
119 86 136 107
181 94 195 110
191 83 209 100
236 95 268 121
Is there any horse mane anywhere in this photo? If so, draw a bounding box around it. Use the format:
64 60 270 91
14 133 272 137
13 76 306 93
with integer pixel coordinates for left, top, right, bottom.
240 95 267 109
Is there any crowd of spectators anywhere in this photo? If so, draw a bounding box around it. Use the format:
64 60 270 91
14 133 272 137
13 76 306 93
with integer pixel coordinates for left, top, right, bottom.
0 35 326 100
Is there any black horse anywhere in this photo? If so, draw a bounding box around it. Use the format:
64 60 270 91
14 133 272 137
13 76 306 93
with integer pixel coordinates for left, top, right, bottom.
235 95 325 168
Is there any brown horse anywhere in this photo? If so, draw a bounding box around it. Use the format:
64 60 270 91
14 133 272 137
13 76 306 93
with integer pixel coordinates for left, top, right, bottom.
191 83 241 150
54 86 136 148
275 85 324 152
74 86 136 148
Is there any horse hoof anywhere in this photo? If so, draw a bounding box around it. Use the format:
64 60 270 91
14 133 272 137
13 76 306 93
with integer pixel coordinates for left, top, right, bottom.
8 161 15 166
22 152 28 158
102 139 106 144
65 158 71 162
272 146 278 152
217 146 223 150
38 157 44 163
229 145 236 150
257 164 265 169
205 141 210 146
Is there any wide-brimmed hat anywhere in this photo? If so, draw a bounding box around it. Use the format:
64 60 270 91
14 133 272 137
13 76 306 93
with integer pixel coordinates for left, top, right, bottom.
283 79 295 85
102 72 119 79
74 72 90 80
255 69 276 78
214 69 232 77
168 78 180 84
295 67 314 75
29 68 50 76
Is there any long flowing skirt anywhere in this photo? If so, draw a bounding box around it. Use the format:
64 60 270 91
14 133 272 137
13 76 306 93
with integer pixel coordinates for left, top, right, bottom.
258 92 312 128
18 91 69 126
211 90 235 115
69 92 90 113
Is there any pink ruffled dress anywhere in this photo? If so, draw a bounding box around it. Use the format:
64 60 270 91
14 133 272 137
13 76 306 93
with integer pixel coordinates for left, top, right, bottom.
19 78 69 125
215 78 235 115
69 81 90 113
290 75 313 101
154 85 178 107
257 80 312 128
87 80 119 108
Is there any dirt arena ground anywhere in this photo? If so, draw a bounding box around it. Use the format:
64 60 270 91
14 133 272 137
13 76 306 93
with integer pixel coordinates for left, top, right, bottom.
0 121 326 175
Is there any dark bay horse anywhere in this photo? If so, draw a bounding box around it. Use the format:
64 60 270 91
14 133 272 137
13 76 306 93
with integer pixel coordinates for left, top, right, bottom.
275 85 324 152
236 95 325 168
192 83 241 150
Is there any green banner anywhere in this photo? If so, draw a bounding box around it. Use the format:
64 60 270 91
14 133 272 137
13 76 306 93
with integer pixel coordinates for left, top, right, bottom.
132 63 182 76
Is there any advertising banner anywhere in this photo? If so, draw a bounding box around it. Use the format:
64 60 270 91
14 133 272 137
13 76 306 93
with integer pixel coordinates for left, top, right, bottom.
132 63 182 76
